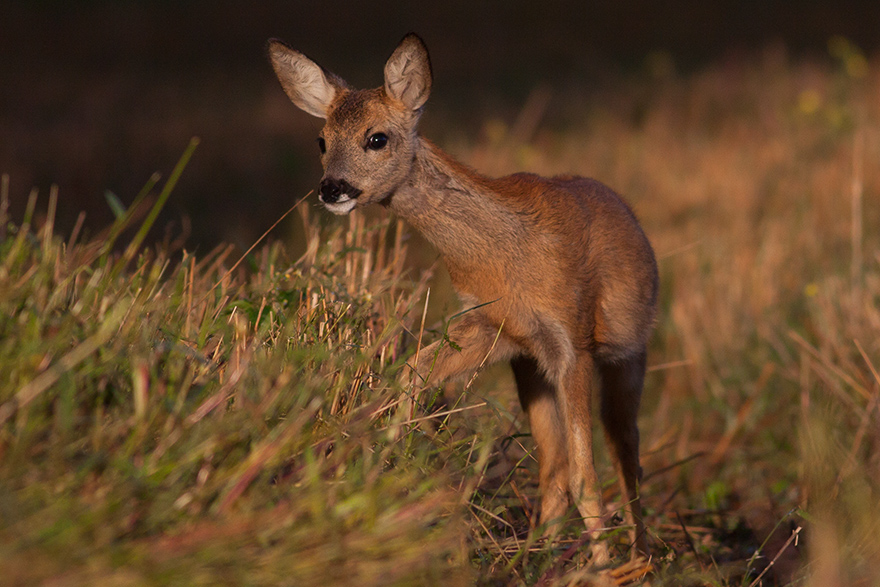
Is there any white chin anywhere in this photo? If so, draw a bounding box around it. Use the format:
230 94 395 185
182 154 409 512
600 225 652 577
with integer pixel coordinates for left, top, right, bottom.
323 198 357 215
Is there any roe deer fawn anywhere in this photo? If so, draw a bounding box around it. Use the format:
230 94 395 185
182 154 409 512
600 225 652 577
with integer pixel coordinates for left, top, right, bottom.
268 33 658 561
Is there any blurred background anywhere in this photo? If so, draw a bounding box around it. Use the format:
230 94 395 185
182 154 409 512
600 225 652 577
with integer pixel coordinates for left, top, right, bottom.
3 4 880 583
1 0 878 251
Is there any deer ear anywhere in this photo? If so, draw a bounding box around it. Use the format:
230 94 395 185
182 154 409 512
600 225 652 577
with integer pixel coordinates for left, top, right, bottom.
384 33 432 112
268 39 347 119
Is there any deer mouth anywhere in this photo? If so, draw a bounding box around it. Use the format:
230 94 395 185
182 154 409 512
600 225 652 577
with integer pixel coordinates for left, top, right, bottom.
322 196 358 215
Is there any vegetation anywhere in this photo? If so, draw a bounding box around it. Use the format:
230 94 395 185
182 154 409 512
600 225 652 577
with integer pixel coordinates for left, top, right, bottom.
1 42 879 585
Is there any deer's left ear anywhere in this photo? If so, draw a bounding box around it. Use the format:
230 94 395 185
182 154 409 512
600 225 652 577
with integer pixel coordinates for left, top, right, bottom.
384 33 432 112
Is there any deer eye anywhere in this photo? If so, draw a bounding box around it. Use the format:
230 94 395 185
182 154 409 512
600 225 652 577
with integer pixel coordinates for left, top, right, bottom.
367 133 388 150
317 137 326 154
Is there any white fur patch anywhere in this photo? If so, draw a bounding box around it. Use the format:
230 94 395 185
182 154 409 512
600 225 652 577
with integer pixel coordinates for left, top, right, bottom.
323 196 357 215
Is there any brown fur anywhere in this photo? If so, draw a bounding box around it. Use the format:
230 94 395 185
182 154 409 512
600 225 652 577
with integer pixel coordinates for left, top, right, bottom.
268 33 658 561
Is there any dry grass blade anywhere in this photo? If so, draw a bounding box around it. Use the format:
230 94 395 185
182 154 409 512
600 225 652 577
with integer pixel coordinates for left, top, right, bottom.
788 330 871 401
186 349 251 424
200 192 311 304
380 401 488 430
0 174 9 241
676 511 706 572
747 526 802 587
646 359 692 373
464 319 505 391
607 558 654 585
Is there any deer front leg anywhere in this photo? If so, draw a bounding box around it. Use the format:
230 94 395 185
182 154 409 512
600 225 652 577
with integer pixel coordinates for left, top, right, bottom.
395 312 518 433
409 312 518 386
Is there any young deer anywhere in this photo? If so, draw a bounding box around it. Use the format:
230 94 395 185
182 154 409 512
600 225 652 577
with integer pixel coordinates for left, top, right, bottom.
268 34 658 561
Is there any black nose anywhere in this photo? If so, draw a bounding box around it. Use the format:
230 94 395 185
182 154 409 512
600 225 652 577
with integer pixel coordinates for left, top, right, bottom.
320 178 361 203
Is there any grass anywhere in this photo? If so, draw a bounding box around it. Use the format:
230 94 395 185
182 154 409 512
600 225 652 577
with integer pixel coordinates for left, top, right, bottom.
1 43 879 585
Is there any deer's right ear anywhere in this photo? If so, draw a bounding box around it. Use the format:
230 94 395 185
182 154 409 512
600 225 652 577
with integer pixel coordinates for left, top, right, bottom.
267 40 345 119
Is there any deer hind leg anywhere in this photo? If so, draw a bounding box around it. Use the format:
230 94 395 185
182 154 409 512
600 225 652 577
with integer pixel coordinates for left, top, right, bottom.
511 356 569 530
559 351 610 565
598 349 649 559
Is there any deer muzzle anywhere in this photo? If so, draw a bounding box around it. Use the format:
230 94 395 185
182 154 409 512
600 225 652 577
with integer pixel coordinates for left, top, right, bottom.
319 178 362 204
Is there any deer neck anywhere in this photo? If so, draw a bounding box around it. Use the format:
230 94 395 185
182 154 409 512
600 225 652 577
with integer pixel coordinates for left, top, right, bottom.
388 138 524 269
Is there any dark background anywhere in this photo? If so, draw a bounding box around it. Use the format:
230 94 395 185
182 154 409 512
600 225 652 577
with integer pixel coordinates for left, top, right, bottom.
1 0 878 251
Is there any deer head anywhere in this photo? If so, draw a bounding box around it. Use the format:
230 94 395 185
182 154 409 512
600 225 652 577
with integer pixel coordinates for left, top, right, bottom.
268 34 433 214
